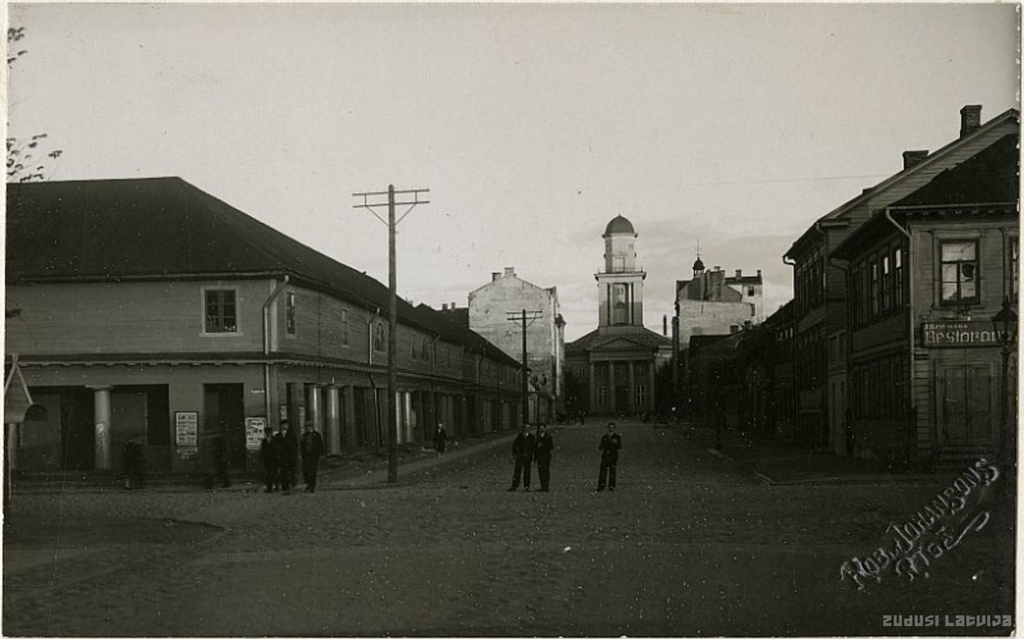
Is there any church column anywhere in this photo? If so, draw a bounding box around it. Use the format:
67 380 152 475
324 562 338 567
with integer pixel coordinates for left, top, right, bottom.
608 361 616 413
589 361 596 414
648 359 656 412
628 362 635 413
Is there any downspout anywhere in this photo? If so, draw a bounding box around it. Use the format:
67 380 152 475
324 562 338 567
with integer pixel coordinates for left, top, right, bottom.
263 275 291 425
884 208 915 465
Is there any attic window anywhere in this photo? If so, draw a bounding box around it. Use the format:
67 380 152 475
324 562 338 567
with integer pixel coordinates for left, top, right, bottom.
204 289 237 333
286 293 296 336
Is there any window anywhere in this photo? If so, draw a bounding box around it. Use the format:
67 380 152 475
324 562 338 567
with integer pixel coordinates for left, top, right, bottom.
412 339 418 360
373 322 385 352
285 292 296 336
204 289 237 333
940 240 979 305
612 283 629 324
870 261 879 317
635 385 646 407
597 386 608 407
880 254 891 313
747 287 755 297
894 247 904 309
341 310 349 346
421 339 430 362
1009 237 1019 301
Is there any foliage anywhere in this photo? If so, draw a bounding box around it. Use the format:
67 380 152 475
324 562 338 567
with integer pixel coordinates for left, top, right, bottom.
6 26 62 183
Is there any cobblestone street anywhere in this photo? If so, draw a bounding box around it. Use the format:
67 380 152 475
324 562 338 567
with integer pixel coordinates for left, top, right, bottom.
4 421 1015 636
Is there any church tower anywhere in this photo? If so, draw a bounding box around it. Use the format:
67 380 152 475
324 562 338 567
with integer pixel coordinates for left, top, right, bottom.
596 215 646 328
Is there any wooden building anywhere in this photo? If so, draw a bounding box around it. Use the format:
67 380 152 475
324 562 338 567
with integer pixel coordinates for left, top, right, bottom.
784 105 1019 454
832 129 1019 468
5 177 522 476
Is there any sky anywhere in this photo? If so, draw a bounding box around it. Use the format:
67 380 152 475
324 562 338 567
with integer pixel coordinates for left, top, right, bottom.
5 2 1019 341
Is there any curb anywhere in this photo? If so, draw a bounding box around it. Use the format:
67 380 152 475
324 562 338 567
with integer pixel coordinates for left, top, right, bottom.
705 447 777 486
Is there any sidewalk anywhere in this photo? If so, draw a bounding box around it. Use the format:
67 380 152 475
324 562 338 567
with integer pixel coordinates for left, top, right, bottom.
10 430 519 494
684 422 946 485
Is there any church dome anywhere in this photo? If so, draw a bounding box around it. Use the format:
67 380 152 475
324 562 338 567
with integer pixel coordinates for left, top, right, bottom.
604 215 635 236
692 256 705 272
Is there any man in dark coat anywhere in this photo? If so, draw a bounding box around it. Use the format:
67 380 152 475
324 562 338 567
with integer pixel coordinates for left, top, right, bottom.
507 423 536 492
597 422 622 491
534 423 554 492
299 421 325 493
433 423 449 454
120 436 144 489
259 426 278 493
274 420 298 494
204 433 231 489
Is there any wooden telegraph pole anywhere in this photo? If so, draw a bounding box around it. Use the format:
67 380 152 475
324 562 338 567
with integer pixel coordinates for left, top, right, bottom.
353 185 429 483
507 309 541 425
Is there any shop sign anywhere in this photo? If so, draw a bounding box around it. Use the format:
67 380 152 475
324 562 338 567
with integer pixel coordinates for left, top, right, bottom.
245 417 267 451
921 321 1002 348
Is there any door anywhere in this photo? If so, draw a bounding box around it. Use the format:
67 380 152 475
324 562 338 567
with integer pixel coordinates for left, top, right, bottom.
60 389 95 471
941 365 994 446
203 384 246 469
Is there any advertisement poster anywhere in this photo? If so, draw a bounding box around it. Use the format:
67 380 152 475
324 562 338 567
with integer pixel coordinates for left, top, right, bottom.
245 416 267 451
174 411 198 458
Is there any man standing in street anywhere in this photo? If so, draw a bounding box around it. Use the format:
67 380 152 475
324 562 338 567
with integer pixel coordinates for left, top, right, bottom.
300 421 325 493
260 426 278 493
433 422 449 455
534 423 554 492
507 423 536 492
596 422 622 492
274 420 298 494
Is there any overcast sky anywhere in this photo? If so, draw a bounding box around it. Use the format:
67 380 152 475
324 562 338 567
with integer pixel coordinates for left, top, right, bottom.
6 2 1019 341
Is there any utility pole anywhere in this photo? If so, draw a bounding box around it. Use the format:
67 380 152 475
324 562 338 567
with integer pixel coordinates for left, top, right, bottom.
353 185 429 483
507 309 541 424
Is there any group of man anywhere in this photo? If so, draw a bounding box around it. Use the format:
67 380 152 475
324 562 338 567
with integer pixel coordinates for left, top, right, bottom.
507 421 622 492
259 419 325 494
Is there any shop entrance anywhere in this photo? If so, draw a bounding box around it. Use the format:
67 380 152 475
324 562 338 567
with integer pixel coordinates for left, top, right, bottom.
203 384 246 469
940 365 994 446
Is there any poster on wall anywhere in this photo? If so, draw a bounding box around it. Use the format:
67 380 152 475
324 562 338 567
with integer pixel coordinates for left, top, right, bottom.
175 411 199 458
245 417 267 451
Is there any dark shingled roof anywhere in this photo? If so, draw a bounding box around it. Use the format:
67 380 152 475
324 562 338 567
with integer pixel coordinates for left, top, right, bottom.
5 176 519 366
891 134 1019 208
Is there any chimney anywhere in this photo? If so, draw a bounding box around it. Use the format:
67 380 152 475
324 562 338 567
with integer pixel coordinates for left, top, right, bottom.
663 315 668 336
756 269 762 278
504 266 515 278
442 303 448 311
492 272 500 281
902 150 929 170
960 105 982 137
450 302 455 309
735 269 742 279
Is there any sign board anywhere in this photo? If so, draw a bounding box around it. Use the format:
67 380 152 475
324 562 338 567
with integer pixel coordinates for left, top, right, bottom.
175 411 199 450
245 417 267 450
922 321 1003 348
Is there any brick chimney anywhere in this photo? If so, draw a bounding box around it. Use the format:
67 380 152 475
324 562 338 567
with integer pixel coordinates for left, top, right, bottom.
960 105 982 138
902 150 929 170
442 303 448 311
735 269 742 279
504 267 515 278
492 272 500 281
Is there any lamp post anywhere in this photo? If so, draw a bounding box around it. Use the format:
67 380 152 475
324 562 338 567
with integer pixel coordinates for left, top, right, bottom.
992 296 1017 482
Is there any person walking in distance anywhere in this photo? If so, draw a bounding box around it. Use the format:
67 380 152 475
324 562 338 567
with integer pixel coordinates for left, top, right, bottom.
299 421 325 493
433 422 449 455
534 423 554 492
507 423 536 492
260 426 278 493
596 422 622 491
274 420 298 494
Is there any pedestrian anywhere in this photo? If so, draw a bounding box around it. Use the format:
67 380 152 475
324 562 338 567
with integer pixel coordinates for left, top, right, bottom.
534 423 553 492
596 422 622 492
274 420 298 494
120 435 144 489
433 422 449 454
300 421 325 493
507 423 536 492
259 426 278 493
205 433 231 489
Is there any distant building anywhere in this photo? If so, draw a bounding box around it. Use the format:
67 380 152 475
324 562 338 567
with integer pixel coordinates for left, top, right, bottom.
467 267 566 422
566 215 673 416
5 177 522 476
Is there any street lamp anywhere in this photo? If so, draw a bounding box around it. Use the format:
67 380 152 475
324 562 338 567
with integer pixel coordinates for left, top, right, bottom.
992 296 1017 480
